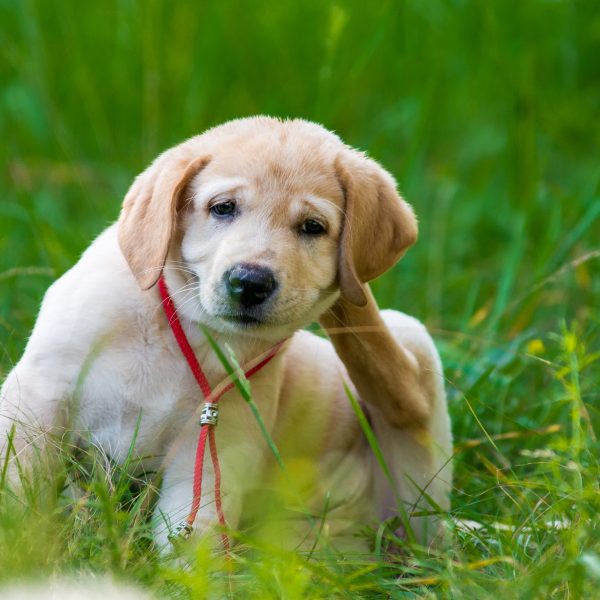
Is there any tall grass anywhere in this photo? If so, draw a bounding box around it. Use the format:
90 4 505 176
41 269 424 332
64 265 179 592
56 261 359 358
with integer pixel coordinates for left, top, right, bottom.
1 0 599 596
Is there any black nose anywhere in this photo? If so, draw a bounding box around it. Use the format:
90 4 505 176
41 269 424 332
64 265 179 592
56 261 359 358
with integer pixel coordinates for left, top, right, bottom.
224 264 277 308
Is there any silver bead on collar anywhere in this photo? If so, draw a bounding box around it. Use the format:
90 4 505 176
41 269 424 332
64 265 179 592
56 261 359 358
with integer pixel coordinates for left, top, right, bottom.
200 402 219 426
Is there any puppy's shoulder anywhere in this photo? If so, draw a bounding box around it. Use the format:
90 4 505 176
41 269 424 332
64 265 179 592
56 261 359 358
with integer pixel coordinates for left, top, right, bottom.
46 224 139 306
27 224 147 351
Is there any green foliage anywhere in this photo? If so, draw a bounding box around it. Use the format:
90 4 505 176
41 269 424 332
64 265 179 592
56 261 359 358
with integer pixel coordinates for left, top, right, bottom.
1 0 599 597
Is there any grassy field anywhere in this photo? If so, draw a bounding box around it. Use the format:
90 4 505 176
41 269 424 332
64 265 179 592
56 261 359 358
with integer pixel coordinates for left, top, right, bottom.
1 0 599 597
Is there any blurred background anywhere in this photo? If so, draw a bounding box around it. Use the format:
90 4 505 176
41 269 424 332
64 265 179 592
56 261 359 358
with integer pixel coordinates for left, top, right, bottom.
0 0 599 593
2 0 598 348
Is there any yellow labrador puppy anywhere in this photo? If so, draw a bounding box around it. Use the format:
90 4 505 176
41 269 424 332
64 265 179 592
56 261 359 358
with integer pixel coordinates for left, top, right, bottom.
0 117 452 553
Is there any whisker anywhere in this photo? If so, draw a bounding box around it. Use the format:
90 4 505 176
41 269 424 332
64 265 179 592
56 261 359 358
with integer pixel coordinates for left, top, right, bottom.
133 266 197 281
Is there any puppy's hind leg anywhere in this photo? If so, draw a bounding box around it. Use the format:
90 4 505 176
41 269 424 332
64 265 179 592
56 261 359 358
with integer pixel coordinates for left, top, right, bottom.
368 310 453 547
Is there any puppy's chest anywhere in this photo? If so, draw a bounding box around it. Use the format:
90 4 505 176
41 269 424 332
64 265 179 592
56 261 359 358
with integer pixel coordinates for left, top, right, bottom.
73 316 222 466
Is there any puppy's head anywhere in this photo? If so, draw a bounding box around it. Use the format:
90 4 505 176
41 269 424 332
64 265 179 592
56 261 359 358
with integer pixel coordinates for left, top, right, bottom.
118 117 417 339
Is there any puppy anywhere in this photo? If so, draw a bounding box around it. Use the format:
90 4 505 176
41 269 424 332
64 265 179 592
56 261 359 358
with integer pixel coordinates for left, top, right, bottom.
0 117 452 553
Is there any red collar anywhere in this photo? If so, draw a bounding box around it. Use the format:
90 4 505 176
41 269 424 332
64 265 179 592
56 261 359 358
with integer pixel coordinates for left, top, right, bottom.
158 274 284 549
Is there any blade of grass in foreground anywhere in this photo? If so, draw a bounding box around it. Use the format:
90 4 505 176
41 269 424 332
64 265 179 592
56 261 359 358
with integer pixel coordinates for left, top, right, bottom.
200 325 286 472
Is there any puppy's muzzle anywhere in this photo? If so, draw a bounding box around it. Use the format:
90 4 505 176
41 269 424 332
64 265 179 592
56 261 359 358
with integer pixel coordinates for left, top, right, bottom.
224 264 277 308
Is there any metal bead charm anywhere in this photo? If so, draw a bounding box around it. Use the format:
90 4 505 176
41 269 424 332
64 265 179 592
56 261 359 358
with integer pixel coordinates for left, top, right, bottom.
200 402 219 426
168 521 194 543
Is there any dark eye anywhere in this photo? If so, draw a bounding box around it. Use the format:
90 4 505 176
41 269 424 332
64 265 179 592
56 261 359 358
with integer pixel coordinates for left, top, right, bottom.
210 200 236 217
300 219 326 235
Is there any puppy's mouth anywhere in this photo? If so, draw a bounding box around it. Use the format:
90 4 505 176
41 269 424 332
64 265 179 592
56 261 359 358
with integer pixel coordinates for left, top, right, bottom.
218 313 265 327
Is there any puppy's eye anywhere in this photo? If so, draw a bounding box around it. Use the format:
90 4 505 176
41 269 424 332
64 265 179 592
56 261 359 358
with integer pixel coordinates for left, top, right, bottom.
300 219 326 235
210 200 236 217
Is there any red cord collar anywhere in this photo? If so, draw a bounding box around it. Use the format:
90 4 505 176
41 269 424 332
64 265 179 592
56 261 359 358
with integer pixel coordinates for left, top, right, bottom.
158 274 284 550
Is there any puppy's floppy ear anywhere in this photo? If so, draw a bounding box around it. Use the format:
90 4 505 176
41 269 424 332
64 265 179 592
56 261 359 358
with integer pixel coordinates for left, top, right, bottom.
335 151 418 307
118 150 210 290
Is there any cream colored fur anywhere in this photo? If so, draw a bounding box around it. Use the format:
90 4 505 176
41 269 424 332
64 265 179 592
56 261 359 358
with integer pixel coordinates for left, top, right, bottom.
0 117 452 553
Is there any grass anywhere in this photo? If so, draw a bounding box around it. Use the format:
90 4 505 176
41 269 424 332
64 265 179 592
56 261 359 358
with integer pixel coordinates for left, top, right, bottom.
1 0 599 597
